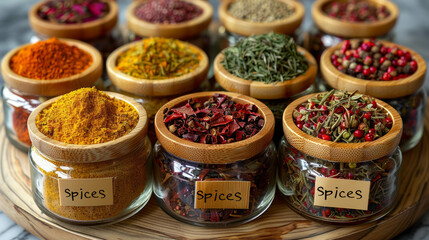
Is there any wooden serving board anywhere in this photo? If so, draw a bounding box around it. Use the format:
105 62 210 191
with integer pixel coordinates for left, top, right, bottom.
1 101 429 240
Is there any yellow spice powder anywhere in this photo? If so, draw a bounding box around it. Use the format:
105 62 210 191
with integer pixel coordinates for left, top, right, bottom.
36 87 139 144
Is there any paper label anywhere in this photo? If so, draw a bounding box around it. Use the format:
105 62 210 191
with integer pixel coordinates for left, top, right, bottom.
58 178 114 206
314 176 370 210
194 181 251 209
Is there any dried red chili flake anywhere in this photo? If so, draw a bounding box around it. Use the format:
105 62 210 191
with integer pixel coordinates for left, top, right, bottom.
324 0 390 22
163 93 265 144
134 0 203 24
332 39 418 81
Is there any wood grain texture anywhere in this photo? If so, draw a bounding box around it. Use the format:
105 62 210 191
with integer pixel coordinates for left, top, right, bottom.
126 0 213 39
283 92 402 162
27 92 148 162
28 0 118 40
312 0 398 38
0 38 103 96
320 40 427 99
0 100 428 239
218 0 305 37
214 46 317 100
154 91 275 164
106 40 209 97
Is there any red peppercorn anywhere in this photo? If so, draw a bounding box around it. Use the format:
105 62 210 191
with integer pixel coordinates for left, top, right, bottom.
387 66 395 74
320 127 327 134
380 46 388 54
397 59 406 67
318 133 323 139
379 56 386 64
385 118 393 125
361 42 371 51
346 172 354 179
363 112 371 120
322 134 332 141
371 100 377 108
383 72 392 81
363 69 371 76
354 130 364 138
311 187 315 196
331 54 338 61
355 64 363 73
365 133 375 141
369 66 377 74
321 167 328 176
368 128 376 135
324 209 331 217
296 123 303 129
397 49 404 57
341 122 347 129
329 169 338 175
410 60 418 72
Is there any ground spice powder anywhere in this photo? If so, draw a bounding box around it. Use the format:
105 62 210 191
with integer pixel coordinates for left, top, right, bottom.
10 38 92 80
36 87 139 144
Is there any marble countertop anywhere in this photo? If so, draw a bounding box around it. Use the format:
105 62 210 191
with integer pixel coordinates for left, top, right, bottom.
0 0 428 239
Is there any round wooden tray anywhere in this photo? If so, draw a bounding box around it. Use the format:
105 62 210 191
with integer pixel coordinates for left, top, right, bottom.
0 100 429 239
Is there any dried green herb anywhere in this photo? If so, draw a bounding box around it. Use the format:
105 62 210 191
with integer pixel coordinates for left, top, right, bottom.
221 33 308 83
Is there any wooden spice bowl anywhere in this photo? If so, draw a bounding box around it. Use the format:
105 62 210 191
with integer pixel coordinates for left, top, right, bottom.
214 46 317 100
27 91 148 162
126 0 213 39
320 40 427 99
106 40 209 97
154 91 275 164
218 0 305 37
283 92 403 163
312 0 399 38
29 0 118 40
1 38 103 97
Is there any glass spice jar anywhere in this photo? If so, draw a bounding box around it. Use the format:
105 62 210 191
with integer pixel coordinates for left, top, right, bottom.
321 40 427 151
153 92 276 226
28 0 122 63
278 91 403 224
27 92 152 225
106 39 209 144
219 0 305 47
125 0 213 54
1 39 103 151
303 0 399 62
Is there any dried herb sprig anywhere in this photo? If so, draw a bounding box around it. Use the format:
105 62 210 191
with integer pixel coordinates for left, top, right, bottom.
221 33 309 83
293 90 392 143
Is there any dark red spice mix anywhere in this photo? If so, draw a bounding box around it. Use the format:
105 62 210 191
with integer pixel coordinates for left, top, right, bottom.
331 39 418 81
163 93 265 144
324 0 390 22
135 0 203 24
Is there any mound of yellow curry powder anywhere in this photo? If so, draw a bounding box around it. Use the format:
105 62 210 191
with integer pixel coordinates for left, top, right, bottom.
36 87 139 144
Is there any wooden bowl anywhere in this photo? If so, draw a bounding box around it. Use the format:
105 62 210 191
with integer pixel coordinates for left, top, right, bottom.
154 91 275 164
214 46 317 100
321 40 427 99
27 91 148 162
126 0 213 39
218 0 305 37
312 0 398 38
283 92 403 163
1 38 102 97
106 40 209 97
29 0 118 40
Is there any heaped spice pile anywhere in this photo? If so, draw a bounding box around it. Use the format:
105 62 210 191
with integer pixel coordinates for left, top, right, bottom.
293 90 393 142
324 0 390 22
134 0 203 24
38 0 109 24
10 38 92 80
228 0 295 23
164 93 265 144
331 39 418 81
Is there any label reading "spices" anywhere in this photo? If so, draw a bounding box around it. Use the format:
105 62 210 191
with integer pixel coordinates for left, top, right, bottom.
58 178 114 206
314 176 371 210
195 181 251 209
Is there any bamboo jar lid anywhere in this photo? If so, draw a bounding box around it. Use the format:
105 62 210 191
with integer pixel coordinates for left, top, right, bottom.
219 0 305 37
126 0 213 39
29 0 118 40
321 40 427 99
27 92 148 163
283 93 403 163
214 46 317 100
154 91 275 164
106 40 209 97
1 38 102 97
312 0 398 38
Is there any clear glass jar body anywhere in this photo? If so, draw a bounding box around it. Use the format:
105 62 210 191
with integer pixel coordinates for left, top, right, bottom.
153 141 277 227
319 81 427 151
30 136 153 225
277 137 402 224
1 86 47 151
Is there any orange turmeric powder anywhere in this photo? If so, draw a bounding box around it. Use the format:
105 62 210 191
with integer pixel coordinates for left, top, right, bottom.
115 37 201 80
35 87 139 144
